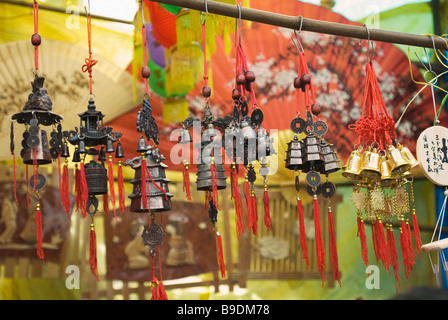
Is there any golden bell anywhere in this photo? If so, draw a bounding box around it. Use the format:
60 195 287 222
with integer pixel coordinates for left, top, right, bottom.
360 147 381 180
398 144 420 169
379 156 395 187
387 144 411 176
342 148 362 180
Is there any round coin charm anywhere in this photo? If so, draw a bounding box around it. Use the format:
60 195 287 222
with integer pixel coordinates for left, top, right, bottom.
29 173 46 191
305 170 321 188
251 108 264 126
321 181 336 198
141 223 165 249
290 117 306 134
313 120 328 136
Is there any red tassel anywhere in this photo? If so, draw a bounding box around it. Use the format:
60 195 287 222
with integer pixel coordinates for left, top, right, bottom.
375 218 390 273
12 152 18 205
230 163 238 200
79 162 88 218
61 160 70 219
357 216 369 266
89 221 99 281
58 155 62 204
35 203 45 263
118 161 126 213
399 219 413 287
182 161 192 201
297 197 310 269
150 255 159 300
263 188 271 231
140 156 149 211
103 193 109 214
216 232 226 279
108 156 117 222
406 220 415 266
243 180 252 231
231 165 244 239
328 207 341 286
210 162 219 210
74 165 81 213
157 247 168 300
313 195 325 286
412 210 422 257
250 190 258 236
387 225 401 293
32 147 37 192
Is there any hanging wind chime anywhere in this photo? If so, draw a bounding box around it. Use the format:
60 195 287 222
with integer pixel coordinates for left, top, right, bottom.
224 5 275 240
284 28 342 286
179 10 234 279
122 5 173 300
9 0 64 264
62 4 125 281
343 33 421 292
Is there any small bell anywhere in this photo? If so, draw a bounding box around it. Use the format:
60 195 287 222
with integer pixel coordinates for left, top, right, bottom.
106 138 115 153
342 148 363 180
320 140 341 175
178 128 192 144
398 144 420 169
360 147 381 180
84 160 108 195
387 144 411 176
22 128 52 165
61 142 70 158
115 141 124 158
72 148 81 162
78 139 86 153
285 135 304 171
379 156 395 187
137 136 147 153
302 135 324 171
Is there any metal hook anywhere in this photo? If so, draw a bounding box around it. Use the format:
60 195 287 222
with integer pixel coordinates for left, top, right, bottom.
234 4 242 46
141 1 145 25
291 16 304 53
363 24 374 63
201 0 209 25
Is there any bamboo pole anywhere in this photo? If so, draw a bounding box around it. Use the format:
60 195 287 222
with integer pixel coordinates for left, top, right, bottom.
150 0 448 50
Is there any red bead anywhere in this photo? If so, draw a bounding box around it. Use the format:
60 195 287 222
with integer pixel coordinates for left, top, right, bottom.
31 34 41 46
202 85 211 98
293 77 302 89
300 73 311 85
231 88 241 100
311 103 321 115
245 82 252 92
141 66 151 78
236 73 246 85
244 70 255 82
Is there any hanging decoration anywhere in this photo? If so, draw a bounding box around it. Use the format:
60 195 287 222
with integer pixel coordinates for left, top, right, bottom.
223 4 275 239
179 9 233 279
62 3 125 281
343 32 421 292
284 28 342 286
123 5 173 299
9 0 64 263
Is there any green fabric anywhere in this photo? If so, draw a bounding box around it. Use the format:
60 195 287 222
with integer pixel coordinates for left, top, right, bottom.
160 4 182 15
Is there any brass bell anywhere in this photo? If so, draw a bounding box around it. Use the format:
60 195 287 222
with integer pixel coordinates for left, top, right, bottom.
61 142 70 158
84 160 108 195
387 144 411 176
398 144 420 169
360 147 381 180
22 128 52 165
379 156 395 187
78 139 86 153
178 128 192 144
342 148 363 180
106 138 115 153
285 135 304 171
115 141 124 158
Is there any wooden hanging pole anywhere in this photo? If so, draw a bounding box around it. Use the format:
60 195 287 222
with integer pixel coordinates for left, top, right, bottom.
149 0 448 50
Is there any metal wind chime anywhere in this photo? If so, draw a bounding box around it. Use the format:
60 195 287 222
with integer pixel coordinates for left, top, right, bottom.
9 0 64 263
225 6 275 240
178 11 232 279
62 5 126 281
284 30 342 286
342 36 422 292
122 7 173 300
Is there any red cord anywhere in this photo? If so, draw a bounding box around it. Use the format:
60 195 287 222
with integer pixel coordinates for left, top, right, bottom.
82 12 98 95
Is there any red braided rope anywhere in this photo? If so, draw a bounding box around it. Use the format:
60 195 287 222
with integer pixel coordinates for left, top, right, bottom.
82 12 98 94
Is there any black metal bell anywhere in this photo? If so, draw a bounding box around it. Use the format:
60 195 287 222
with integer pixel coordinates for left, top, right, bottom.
178 128 192 144
128 146 173 213
285 135 304 171
115 142 124 158
22 128 52 165
196 141 227 191
302 135 324 171
106 138 115 153
84 160 108 195
137 136 147 153
72 148 81 162
61 142 70 158
78 139 86 153
319 139 341 175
